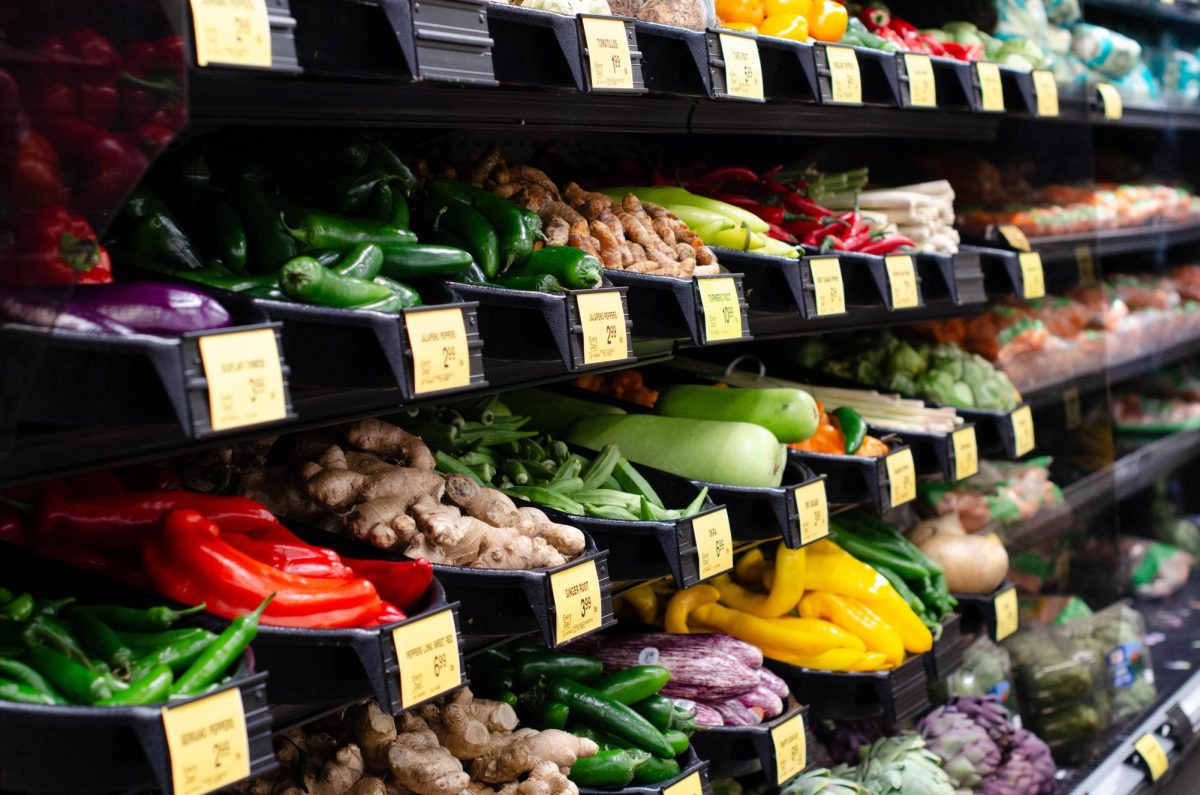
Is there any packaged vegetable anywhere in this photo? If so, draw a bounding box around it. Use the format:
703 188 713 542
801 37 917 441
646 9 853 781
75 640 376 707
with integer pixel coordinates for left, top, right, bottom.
945 637 1020 716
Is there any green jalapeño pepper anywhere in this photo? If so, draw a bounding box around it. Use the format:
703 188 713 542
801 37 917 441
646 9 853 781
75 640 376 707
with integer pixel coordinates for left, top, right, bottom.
369 275 423 310
831 406 867 455
378 243 474 280
282 208 417 251
429 200 500 280
126 213 205 272
332 243 385 280
367 142 418 196
233 168 298 272
511 246 602 290
428 179 535 273
281 256 395 308
193 200 249 273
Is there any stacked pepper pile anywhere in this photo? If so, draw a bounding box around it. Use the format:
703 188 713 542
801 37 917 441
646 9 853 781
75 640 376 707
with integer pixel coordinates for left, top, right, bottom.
716 0 849 43
842 2 977 60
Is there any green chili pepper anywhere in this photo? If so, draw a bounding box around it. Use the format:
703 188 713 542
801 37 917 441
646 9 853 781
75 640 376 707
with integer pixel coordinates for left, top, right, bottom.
1 593 33 621
193 200 249 273
0 677 63 705
80 603 207 632
533 701 570 730
23 616 91 666
121 187 170 223
125 213 205 272
371 275 422 309
0 659 67 704
171 595 270 697
492 274 565 292
388 193 410 229
232 168 298 272
130 631 218 679
513 652 603 687
96 664 174 706
67 608 133 673
499 691 518 707
569 750 636 788
367 142 418 196
25 645 112 704
831 406 867 454
332 242 385 280
509 246 603 290
633 755 681 784
119 627 215 651
631 695 673 731
549 679 675 758
595 666 671 705
318 170 402 216
429 201 500 279
663 729 690 756
428 179 535 272
282 209 417 251
378 243 475 280
258 138 372 178
281 256 396 308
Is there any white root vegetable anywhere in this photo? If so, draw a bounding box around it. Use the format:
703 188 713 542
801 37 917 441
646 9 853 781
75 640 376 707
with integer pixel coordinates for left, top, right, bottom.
911 513 1008 594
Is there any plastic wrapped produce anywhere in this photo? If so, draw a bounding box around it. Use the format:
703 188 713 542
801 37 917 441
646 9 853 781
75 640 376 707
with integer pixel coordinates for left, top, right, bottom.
1087 603 1158 724
1043 0 1081 26
1120 538 1193 598
1072 24 1142 80
947 637 1021 716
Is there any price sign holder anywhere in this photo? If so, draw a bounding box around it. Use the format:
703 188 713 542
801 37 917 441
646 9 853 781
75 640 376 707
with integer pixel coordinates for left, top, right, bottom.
189 0 273 69
1075 245 1097 286
1064 387 1083 430
654 755 713 795
994 585 1020 641
821 44 862 104
952 426 979 481
1097 82 1124 120
900 53 936 108
885 447 917 509
577 15 646 94
693 274 752 345
181 323 296 437
812 42 902 106
704 29 764 101
697 464 825 551
390 608 464 709
787 445 916 515
884 254 922 310
689 700 809 786
692 507 734 581
1018 251 1045 299
1032 69 1059 116
952 581 1020 643
793 479 829 546
804 257 847 317
1010 405 1036 457
1134 733 1169 781
567 288 634 368
975 61 1005 112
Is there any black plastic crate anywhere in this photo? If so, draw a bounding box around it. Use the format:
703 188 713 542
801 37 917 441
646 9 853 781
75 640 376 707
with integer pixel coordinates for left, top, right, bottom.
814 43 900 106
765 653 931 723
487 5 585 89
954 581 1020 642
924 612 965 682
956 404 1034 460
898 53 975 111
914 249 987 309
887 423 979 483
634 21 711 96
787 444 916 514
689 699 811 786
604 270 750 346
697 461 830 549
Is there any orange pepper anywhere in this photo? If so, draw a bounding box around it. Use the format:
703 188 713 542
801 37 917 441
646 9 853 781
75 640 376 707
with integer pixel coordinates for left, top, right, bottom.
857 436 889 457
788 403 846 454
717 0 765 26
721 21 760 31
759 14 809 41
808 0 848 41
764 0 810 18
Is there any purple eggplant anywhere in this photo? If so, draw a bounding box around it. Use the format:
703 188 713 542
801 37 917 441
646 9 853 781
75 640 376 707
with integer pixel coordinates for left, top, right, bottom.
706 698 763 726
577 633 763 699
757 667 790 699
688 701 724 727
0 290 132 333
0 283 231 336
700 634 763 669
736 685 784 718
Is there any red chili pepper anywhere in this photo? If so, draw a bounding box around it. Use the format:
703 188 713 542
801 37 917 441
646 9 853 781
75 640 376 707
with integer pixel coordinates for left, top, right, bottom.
62 470 126 497
889 17 918 38
342 557 434 613
760 177 789 195
757 205 786 226
942 42 984 61
841 230 874 251
32 490 281 549
917 34 947 57
784 217 822 236
0 206 111 286
0 506 24 545
224 534 356 580
704 191 764 212
42 119 149 212
859 236 916 255
783 192 833 218
31 28 121 129
6 132 71 209
767 222 798 243
700 166 761 184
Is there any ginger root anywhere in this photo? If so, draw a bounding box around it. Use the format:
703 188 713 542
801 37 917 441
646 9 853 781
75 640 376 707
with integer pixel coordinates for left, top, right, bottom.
516 508 586 558
387 713 470 795
470 730 598 784
344 419 437 471
444 475 521 528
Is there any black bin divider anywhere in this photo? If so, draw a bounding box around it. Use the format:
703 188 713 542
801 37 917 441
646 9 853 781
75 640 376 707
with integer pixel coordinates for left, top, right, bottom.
999 66 1038 114
915 249 987 309
814 43 901 106
689 698 811 786
924 612 965 682
703 29 766 102
756 37 820 102
695 461 828 549
765 653 930 724
787 444 914 514
961 243 1024 297
487 4 584 89
711 247 813 337
604 269 750 346
954 581 1019 642
579 749 711 795
0 545 277 794
956 404 1029 460
634 21 711 96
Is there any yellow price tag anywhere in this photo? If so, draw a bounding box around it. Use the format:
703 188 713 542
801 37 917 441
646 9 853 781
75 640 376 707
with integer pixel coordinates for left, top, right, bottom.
793 480 829 545
904 54 936 108
825 45 862 104
997 224 1030 251
884 254 919 309
886 448 916 507
952 426 979 481
771 713 807 784
1075 245 1096 285
693 508 733 580
1018 251 1045 299
809 258 845 316
550 560 604 644
582 17 634 90
198 328 287 432
161 687 251 795
1064 387 1083 430
719 33 764 101
406 307 471 395
664 772 703 795
1135 733 1169 781
976 61 1004 111
1011 405 1035 456
994 586 1019 641
1098 82 1123 120
1033 70 1059 117
189 0 272 68
390 609 462 708
576 290 629 364
697 276 744 342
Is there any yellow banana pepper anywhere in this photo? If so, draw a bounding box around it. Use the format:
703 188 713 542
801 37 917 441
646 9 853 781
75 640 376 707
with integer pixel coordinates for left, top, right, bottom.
622 582 661 626
665 584 721 634
766 617 866 651
690 602 840 659
799 592 904 666
710 543 805 617
806 539 843 555
774 647 870 671
849 652 890 671
734 547 766 584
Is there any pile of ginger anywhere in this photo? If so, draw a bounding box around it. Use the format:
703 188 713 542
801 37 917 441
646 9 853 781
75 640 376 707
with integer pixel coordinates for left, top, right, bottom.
239 418 587 570
241 689 598 795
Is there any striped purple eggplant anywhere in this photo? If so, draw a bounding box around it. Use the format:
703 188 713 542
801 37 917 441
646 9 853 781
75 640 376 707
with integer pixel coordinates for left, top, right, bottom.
706 697 763 726
757 666 790 699
736 685 784 719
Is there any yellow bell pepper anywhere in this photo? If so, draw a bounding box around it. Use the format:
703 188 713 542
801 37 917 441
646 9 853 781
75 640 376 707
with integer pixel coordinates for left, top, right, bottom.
734 547 766 585
665 584 721 634
799 592 904 666
622 582 661 626
710 543 804 617
766 617 866 651
806 539 842 556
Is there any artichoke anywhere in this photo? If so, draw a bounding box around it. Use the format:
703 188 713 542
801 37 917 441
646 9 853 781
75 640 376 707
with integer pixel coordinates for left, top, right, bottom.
946 696 1016 750
849 735 956 795
982 729 1057 795
815 719 886 766
917 705 1002 791
780 768 869 795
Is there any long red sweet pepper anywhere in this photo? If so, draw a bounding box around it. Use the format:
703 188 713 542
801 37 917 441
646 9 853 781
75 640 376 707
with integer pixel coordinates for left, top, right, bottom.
31 28 121 129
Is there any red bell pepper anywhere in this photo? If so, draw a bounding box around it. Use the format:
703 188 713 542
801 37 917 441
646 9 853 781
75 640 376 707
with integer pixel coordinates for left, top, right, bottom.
6 131 70 208
860 5 890 31
942 42 984 62
0 206 111 286
120 35 186 132
31 28 120 129
42 119 149 212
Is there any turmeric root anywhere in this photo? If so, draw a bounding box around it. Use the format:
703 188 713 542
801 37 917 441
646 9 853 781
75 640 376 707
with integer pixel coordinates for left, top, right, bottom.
444 475 520 528
344 419 437 471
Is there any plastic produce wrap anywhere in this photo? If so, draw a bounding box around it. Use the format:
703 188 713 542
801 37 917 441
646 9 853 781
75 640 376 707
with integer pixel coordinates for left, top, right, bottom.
1071 603 1157 725
946 637 1020 716
1072 24 1142 80
1043 0 1081 27
920 457 1062 533
1120 538 1193 599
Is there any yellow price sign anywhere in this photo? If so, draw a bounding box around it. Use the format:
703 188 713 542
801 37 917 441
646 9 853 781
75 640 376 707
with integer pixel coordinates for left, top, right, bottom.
825 45 862 104
1134 733 1169 781
693 508 733 580
719 33 764 101
576 290 629 364
771 713 808 784
808 258 845 316
793 480 829 545
664 772 704 795
582 17 634 90
1011 405 1035 456
161 687 251 795
697 276 744 342
1018 251 1045 299
994 586 1019 641
1098 82 1123 120
997 224 1030 252
390 609 462 708
198 328 287 432
1075 245 1096 285
884 254 919 309
976 61 1004 111
1032 70 1059 117
952 426 978 481
1064 387 1083 430
550 560 604 644
886 448 916 508
406 307 471 395
189 0 272 68
904 53 936 108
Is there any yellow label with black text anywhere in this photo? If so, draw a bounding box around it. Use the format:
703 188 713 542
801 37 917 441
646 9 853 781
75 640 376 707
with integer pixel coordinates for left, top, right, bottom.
885 254 919 309
189 0 272 68
1011 405 1035 456
904 54 936 108
1019 251 1045 299
550 560 603 644
952 426 978 481
697 276 744 341
826 45 862 104
1135 733 1169 781
809 258 845 316
693 508 733 580
1098 82 1123 120
886 448 916 507
794 480 829 545
998 224 1030 251
1075 245 1096 285
719 33 764 100
771 713 807 784
976 62 1004 111
582 17 634 90
406 307 470 395
994 587 1019 640
664 772 704 795
576 290 629 364
161 687 251 795
1064 388 1082 430
1033 70 1059 117
198 328 287 432
391 609 462 708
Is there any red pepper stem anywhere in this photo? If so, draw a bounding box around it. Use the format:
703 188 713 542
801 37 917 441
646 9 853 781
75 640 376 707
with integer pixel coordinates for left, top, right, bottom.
120 72 178 93
60 233 101 272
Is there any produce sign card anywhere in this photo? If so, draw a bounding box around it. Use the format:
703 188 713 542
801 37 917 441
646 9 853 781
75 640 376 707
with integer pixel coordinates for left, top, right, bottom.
903 54 936 108
808 258 845 316
161 687 251 795
575 290 630 365
1098 82 1123 120
391 608 462 708
696 276 745 341
198 327 288 432
997 224 1030 251
884 254 919 309
771 712 807 784
951 427 978 481
825 45 862 105
581 16 635 91
993 586 1019 641
692 507 733 580
718 33 764 101
1010 405 1035 457
793 480 829 545
663 771 704 795
405 307 471 395
1018 252 1045 299
550 560 604 644
189 0 272 68
885 448 916 507
1134 733 1169 780
1033 70 1059 117
976 62 1004 111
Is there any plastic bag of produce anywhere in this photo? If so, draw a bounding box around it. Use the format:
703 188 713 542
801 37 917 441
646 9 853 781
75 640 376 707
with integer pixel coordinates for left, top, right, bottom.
1044 0 1081 26
1120 538 1193 598
995 0 1049 43
1073 603 1157 725
605 0 715 29
947 637 1021 716
1072 24 1142 79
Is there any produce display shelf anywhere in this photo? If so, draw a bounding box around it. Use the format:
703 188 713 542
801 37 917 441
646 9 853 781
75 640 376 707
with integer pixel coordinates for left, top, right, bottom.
1082 0 1200 32
689 698 811 785
978 219 1200 267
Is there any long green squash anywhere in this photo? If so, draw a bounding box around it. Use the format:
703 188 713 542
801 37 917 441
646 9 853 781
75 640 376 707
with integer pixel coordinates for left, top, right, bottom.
654 384 820 443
